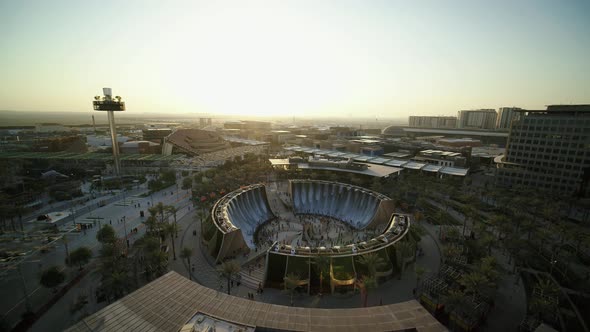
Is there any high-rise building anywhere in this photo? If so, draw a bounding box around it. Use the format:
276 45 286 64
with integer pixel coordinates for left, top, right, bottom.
496 107 523 130
497 105 590 197
408 116 457 128
457 109 497 129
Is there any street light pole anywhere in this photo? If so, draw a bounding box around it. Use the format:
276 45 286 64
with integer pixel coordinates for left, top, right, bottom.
71 205 76 227
122 216 129 248
63 235 70 264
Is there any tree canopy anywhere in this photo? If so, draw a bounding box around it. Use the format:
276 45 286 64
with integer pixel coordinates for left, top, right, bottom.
69 246 93 269
40 266 66 290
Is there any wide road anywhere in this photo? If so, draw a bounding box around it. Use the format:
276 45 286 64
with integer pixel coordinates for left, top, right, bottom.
0 177 193 329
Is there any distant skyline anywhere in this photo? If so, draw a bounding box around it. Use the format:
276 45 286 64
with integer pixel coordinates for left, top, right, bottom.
1 0 589 118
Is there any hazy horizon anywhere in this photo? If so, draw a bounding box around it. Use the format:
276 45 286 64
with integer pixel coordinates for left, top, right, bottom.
0 109 408 127
1 0 589 118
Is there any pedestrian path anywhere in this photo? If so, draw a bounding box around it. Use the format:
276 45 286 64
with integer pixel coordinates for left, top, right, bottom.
239 258 266 290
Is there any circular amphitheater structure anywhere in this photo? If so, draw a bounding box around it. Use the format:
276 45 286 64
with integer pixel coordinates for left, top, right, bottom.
202 180 411 293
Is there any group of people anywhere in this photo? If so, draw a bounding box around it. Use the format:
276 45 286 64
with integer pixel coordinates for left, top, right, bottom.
254 217 298 248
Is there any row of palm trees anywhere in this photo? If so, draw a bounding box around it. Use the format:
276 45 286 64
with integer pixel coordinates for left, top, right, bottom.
93 200 182 302
96 225 132 302
144 202 180 261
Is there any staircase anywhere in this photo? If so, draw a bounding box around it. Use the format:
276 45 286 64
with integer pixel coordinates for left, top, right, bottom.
239 257 266 290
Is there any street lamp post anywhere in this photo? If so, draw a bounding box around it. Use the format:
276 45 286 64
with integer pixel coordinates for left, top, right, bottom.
122 216 129 248
63 235 70 264
70 205 76 227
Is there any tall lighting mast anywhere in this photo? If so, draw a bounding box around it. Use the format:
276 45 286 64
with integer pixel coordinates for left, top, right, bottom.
93 88 126 176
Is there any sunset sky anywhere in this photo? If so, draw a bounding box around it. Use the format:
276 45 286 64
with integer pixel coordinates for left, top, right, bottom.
1 0 589 118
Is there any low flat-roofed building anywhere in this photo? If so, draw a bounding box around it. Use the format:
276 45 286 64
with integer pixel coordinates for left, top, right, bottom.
383 151 411 159
437 137 481 148
360 145 384 156
414 149 466 167
120 140 161 154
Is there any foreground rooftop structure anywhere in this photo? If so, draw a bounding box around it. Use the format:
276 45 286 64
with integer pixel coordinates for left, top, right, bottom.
66 272 445 332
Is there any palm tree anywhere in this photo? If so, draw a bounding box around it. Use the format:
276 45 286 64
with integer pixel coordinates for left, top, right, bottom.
145 215 158 233
414 265 427 290
357 253 385 279
396 241 414 277
520 218 536 241
357 275 377 307
165 205 179 238
462 205 477 236
529 296 555 320
102 270 130 301
477 256 499 282
489 214 509 240
479 233 495 256
312 256 330 294
164 222 180 260
180 247 193 280
444 290 471 327
445 226 461 241
219 260 241 295
284 272 302 306
503 234 524 265
134 235 166 280
151 202 166 223
459 271 493 301
443 245 462 261
535 278 559 297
